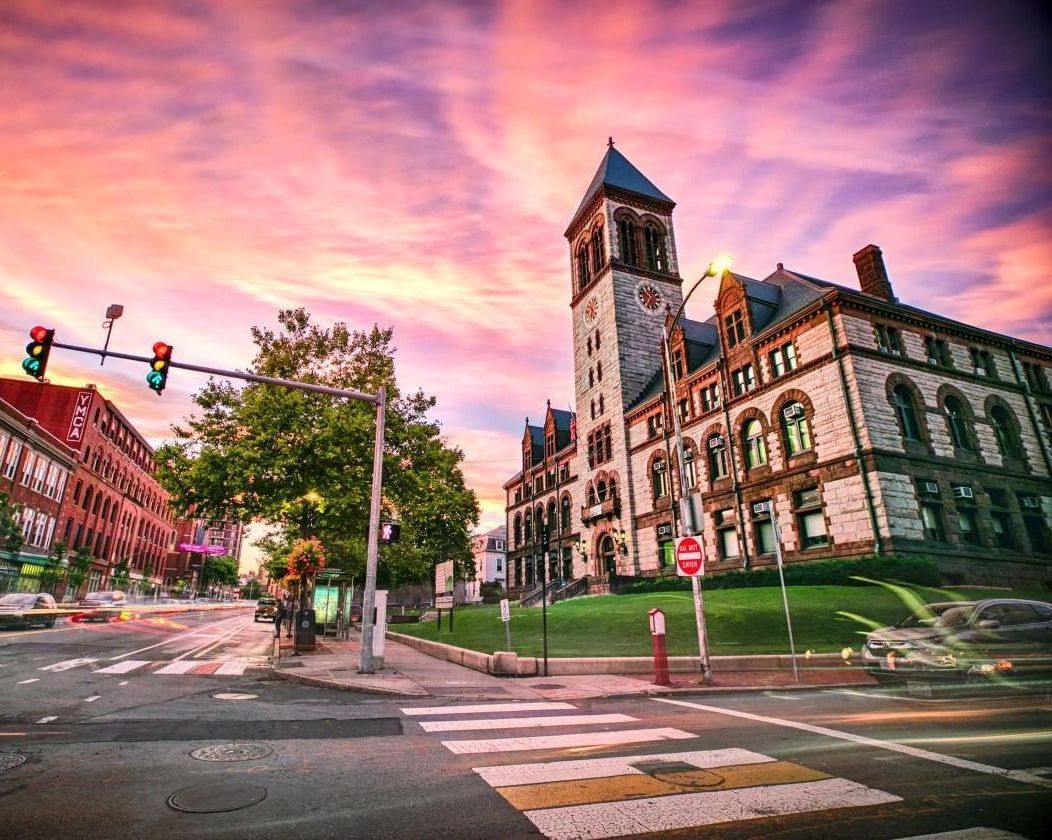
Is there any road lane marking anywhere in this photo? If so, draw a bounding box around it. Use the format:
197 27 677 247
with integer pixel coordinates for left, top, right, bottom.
402 702 577 716
39 658 97 672
177 618 254 660
826 689 945 703
17 678 40 685
108 614 247 660
474 748 773 788
443 727 695 755
118 681 129 686
83 696 100 703
95 660 152 674
36 716 58 723
419 713 636 733
155 660 201 674
654 697 1052 790
501 760 830 811
213 661 248 675
523 777 900 840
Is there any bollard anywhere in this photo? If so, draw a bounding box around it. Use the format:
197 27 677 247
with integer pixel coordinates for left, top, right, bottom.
648 608 671 687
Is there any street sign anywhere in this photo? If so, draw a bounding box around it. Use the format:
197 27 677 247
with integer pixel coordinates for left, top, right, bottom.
499 598 510 623
675 536 704 577
435 595 453 609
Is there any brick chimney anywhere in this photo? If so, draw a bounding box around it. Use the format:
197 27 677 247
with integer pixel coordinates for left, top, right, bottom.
852 244 896 302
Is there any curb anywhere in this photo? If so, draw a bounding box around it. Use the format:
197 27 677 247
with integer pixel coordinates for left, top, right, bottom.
272 667 428 696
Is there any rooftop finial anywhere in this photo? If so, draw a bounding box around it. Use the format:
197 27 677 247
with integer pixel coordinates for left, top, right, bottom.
608 136 614 148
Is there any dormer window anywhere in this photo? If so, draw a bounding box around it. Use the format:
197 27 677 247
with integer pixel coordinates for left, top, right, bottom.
725 310 745 348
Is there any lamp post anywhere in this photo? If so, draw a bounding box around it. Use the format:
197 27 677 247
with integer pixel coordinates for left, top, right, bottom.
661 253 733 685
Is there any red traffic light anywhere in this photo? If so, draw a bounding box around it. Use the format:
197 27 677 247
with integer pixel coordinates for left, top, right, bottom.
152 341 172 358
30 325 49 342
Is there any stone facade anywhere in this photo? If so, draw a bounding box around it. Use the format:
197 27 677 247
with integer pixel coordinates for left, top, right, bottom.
506 147 1052 590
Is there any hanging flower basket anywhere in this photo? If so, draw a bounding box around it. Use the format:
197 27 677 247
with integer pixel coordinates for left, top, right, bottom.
286 538 326 578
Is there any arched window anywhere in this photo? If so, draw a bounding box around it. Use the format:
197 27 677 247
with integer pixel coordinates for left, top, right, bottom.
547 501 557 532
782 402 812 456
577 244 591 290
944 396 972 451
596 480 607 502
617 218 638 266
591 225 604 272
643 224 667 271
891 384 922 441
683 449 697 488
524 509 533 542
743 420 767 468
608 477 618 501
651 458 669 500
561 495 571 530
586 483 597 506
707 434 728 481
991 405 1022 459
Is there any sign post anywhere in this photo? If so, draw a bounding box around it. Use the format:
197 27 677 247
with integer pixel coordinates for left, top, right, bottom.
648 608 671 686
675 536 712 683
499 597 511 651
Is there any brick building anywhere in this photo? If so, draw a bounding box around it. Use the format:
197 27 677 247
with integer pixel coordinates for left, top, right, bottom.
0 379 178 597
0 397 79 594
504 146 1052 592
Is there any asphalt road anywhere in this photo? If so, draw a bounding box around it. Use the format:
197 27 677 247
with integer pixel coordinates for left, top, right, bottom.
1 611 1049 839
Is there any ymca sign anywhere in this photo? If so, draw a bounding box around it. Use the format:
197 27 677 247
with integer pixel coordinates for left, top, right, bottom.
66 391 93 443
675 536 705 577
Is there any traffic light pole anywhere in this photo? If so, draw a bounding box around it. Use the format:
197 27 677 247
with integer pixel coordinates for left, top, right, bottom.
47 339 389 673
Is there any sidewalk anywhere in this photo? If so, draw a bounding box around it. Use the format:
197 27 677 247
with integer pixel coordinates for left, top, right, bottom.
270 630 876 701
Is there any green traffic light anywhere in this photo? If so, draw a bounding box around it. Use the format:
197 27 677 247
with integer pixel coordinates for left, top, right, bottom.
22 357 40 375
146 370 163 389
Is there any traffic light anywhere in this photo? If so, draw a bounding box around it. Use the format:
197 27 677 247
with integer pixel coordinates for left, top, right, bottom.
22 326 54 380
146 341 173 394
379 521 401 544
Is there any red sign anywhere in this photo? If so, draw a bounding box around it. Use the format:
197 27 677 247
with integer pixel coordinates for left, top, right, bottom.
66 391 93 442
675 536 704 577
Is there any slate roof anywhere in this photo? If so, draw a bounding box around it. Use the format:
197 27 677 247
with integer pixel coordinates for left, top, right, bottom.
572 146 674 222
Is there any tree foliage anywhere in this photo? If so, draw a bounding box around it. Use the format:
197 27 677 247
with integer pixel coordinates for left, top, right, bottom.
156 309 479 587
200 555 239 589
39 539 67 594
0 492 22 555
67 546 92 597
111 558 131 591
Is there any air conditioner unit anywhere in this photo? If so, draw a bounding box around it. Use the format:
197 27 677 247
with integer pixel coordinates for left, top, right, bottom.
888 348 901 356
783 404 805 421
920 481 940 496
1021 496 1041 509
752 501 770 515
709 436 725 450
952 486 974 499
927 356 939 366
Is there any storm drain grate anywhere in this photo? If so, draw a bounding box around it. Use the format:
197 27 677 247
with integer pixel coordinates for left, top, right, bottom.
190 743 273 762
0 753 27 772
167 782 267 813
530 683 565 689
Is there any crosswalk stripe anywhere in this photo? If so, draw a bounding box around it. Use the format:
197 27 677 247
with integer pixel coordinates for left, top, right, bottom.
95 660 151 674
523 777 902 839
214 661 248 675
155 660 200 674
474 748 773 788
39 658 97 672
402 702 576 716
443 727 695 755
420 713 635 733
500 760 830 811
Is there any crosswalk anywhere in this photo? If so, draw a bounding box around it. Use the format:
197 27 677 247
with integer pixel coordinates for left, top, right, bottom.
400 699 902 839
37 657 256 677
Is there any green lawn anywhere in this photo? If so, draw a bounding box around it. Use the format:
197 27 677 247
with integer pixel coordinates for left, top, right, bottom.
393 584 1048 658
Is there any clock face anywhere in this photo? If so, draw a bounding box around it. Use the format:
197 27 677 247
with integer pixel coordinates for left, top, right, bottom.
584 296 599 322
637 283 662 312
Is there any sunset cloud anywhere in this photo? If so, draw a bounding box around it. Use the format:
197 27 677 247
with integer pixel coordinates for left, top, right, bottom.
1 0 1049 530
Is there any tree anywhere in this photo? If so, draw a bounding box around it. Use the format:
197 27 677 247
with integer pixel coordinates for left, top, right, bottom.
66 546 93 599
1 492 23 557
111 558 131 592
199 555 238 591
156 309 479 586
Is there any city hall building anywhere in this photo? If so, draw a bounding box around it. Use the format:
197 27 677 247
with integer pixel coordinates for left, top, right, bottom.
504 145 1052 593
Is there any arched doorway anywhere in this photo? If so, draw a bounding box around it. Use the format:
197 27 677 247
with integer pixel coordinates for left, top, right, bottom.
598 534 616 578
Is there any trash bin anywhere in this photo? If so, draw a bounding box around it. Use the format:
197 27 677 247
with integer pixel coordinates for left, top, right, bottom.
294 608 317 651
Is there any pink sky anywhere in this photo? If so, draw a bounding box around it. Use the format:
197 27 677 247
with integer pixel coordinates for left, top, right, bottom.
1 0 1050 530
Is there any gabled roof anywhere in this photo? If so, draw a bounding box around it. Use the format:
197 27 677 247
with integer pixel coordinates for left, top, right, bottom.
550 408 574 432
571 146 674 224
626 367 665 412
526 424 544 446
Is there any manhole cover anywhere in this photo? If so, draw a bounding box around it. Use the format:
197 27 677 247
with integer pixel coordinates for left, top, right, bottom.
167 782 267 813
212 692 258 700
0 753 27 772
190 743 273 762
531 683 565 689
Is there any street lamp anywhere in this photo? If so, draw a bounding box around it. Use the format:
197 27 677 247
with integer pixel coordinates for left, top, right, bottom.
612 528 629 555
660 253 733 685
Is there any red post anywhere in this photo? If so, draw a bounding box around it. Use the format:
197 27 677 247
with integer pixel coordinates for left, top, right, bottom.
649 608 671 686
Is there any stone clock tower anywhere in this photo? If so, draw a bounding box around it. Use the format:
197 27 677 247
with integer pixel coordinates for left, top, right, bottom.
564 142 683 575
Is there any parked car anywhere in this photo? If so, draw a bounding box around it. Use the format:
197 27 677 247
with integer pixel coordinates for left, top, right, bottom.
0 592 57 629
78 590 127 608
254 597 278 622
863 598 1052 681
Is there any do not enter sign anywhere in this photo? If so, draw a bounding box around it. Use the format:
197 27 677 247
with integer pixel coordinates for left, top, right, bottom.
675 536 704 577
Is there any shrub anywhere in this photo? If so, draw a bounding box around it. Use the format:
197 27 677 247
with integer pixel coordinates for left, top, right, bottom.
480 581 505 604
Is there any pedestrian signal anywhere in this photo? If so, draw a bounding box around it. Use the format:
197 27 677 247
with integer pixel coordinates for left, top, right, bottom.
147 341 173 394
379 521 401 544
22 326 54 380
